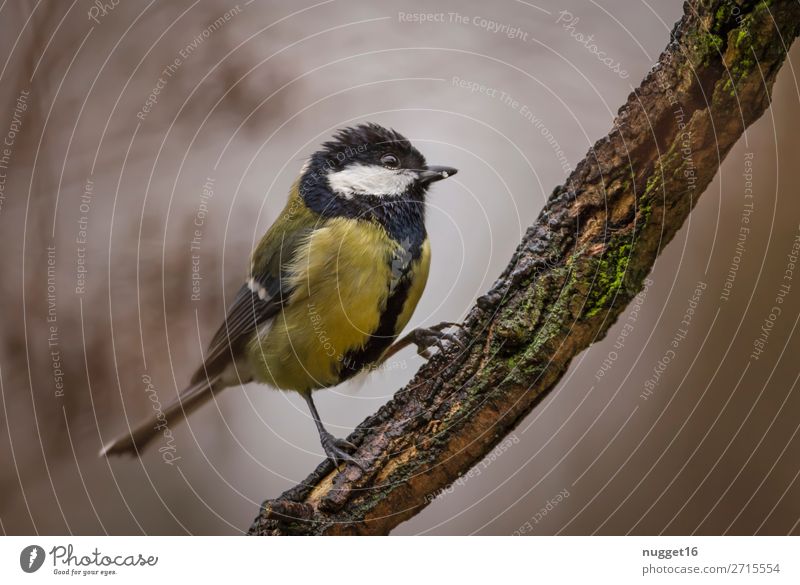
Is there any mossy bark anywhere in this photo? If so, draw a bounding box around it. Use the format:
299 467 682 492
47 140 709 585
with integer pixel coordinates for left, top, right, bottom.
249 0 800 535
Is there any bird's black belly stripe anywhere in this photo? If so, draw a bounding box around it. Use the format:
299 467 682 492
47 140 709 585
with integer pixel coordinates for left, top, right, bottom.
339 275 412 380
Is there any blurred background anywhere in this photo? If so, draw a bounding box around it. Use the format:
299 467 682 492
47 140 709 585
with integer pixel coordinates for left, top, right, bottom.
0 0 798 535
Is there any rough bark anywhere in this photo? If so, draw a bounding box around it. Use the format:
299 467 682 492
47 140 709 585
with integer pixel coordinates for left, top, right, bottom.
249 0 800 535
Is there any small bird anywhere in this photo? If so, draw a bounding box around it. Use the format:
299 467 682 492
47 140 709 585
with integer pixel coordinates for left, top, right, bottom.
101 123 459 467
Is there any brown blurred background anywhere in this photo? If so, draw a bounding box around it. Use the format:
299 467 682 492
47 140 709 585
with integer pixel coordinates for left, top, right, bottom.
0 0 798 535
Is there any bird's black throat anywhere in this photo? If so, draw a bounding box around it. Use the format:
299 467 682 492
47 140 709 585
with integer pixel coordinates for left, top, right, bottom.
300 172 428 259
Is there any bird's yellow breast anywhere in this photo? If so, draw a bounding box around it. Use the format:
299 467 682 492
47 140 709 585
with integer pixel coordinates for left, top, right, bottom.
248 217 430 391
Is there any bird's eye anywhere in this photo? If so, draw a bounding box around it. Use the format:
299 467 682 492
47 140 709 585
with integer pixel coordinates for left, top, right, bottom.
380 153 400 169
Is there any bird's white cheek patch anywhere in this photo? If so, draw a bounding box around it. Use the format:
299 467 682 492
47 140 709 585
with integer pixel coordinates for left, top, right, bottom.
327 164 417 198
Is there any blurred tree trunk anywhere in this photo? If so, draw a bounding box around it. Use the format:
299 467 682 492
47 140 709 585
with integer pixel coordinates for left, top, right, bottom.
249 0 800 535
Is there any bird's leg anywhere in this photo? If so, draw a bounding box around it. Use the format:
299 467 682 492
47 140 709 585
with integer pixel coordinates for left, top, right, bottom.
302 391 365 470
381 321 464 362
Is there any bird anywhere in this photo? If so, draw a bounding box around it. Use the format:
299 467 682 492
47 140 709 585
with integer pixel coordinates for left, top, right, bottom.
101 123 460 468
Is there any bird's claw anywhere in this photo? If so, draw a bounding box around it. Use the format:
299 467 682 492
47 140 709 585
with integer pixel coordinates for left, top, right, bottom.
320 432 365 470
410 322 465 359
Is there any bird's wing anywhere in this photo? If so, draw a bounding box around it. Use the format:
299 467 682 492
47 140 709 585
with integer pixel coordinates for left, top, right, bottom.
191 195 322 384
190 277 281 384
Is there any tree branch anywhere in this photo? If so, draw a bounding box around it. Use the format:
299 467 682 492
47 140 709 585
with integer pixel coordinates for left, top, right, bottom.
249 0 800 535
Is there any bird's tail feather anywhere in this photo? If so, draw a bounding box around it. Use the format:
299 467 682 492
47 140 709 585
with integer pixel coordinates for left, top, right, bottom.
99 375 221 458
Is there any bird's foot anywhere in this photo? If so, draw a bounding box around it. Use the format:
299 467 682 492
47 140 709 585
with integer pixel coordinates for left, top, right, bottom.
408 322 464 359
320 432 365 470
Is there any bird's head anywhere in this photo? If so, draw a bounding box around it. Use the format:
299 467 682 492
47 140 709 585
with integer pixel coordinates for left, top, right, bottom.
298 123 457 216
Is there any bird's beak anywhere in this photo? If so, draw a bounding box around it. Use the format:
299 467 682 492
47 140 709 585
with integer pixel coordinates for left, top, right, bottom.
418 165 458 185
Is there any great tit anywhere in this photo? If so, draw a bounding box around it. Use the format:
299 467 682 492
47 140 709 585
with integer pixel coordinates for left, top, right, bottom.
101 123 459 467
